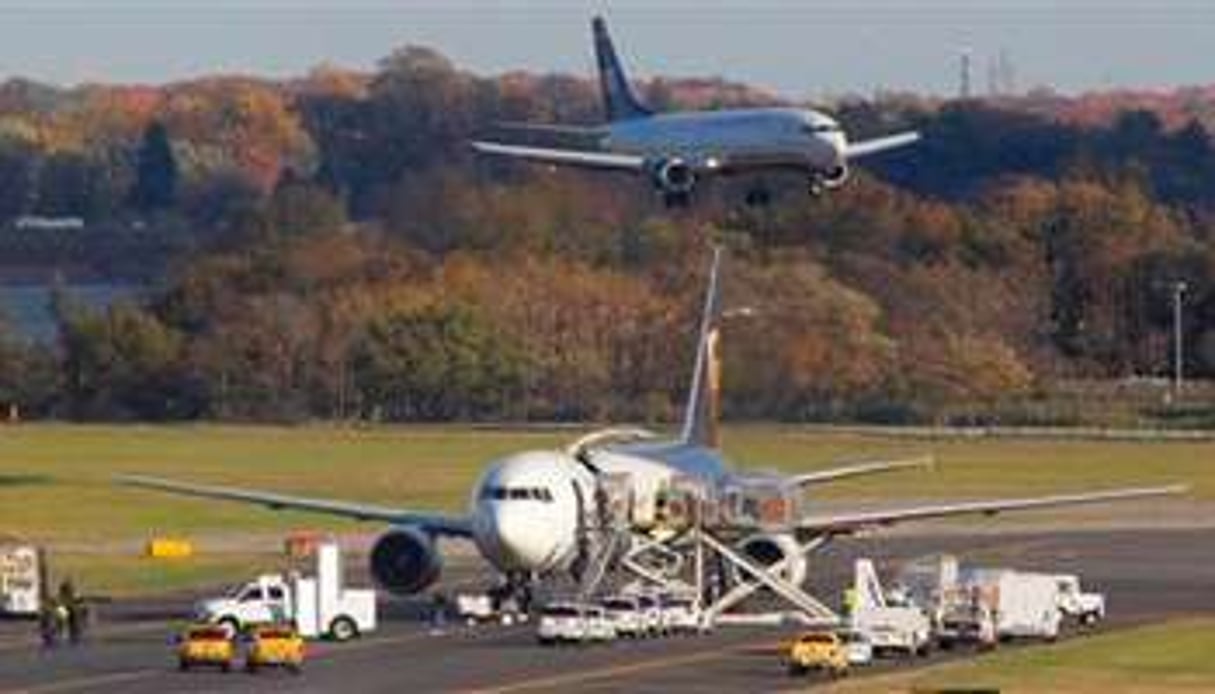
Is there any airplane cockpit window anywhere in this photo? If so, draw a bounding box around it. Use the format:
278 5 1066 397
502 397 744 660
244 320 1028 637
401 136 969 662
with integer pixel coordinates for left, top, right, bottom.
480 486 554 502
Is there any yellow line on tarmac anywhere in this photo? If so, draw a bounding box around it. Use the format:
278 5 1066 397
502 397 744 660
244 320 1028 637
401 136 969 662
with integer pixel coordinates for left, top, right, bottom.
6 668 161 694
463 640 774 694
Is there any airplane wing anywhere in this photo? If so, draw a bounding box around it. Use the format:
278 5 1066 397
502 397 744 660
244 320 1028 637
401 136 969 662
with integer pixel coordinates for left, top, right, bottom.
471 141 646 171
116 474 473 537
845 131 921 159
789 455 934 487
796 484 1186 537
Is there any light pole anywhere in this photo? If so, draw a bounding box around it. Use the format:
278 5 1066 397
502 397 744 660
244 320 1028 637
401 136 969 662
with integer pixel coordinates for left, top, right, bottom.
1171 281 1188 397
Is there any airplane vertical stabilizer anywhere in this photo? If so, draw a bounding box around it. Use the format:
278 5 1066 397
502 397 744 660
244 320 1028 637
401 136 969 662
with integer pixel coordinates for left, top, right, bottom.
680 247 724 449
592 16 652 122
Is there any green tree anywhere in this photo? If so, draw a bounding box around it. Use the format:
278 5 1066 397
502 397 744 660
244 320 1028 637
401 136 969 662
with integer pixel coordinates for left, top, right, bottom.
130 120 178 211
58 301 196 419
0 137 36 220
352 303 524 420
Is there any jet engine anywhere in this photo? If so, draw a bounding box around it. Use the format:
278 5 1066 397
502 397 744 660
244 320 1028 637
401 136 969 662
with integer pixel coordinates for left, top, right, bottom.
369 526 442 595
820 163 849 189
653 158 696 195
738 533 808 587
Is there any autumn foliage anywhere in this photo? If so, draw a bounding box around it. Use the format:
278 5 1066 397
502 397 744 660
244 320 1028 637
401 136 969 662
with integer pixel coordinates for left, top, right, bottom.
1 45 1215 425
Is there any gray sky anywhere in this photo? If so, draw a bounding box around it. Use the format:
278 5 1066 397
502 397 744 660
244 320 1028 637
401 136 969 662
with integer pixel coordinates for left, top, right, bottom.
1 1 1214 98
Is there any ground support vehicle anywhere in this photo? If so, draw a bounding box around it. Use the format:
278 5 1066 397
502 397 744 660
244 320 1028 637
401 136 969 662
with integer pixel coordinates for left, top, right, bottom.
656 594 703 635
0 543 41 617
244 624 305 674
962 569 1062 642
839 630 874 666
536 603 617 644
177 624 237 672
849 559 933 658
1053 574 1105 627
935 600 998 651
195 542 375 641
600 595 657 638
785 631 849 678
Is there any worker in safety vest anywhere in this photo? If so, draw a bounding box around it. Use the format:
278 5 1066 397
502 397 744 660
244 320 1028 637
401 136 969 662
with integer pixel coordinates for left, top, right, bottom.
842 587 858 617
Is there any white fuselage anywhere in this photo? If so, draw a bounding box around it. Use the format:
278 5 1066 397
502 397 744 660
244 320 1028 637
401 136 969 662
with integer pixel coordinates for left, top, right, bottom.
468 445 719 575
603 107 847 174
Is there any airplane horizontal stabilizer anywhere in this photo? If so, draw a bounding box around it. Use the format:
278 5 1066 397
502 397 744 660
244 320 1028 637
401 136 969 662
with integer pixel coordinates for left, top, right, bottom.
790 455 934 486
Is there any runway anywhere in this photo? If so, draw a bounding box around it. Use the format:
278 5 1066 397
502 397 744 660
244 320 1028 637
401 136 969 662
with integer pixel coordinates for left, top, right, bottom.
2 527 1213 693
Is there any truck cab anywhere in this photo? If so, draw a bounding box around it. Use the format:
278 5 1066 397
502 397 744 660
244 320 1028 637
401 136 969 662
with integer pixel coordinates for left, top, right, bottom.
1053 574 1105 626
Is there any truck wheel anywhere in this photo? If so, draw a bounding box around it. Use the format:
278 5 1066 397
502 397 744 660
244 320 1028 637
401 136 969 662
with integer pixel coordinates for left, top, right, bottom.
787 663 807 677
217 617 240 638
329 616 358 642
178 659 189 672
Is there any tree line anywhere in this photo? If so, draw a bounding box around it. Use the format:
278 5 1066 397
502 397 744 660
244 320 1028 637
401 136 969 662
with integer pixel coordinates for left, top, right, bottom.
1 46 1214 424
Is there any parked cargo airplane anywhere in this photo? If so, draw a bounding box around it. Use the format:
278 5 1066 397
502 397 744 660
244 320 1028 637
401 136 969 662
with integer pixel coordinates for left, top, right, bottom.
471 16 921 206
119 250 1185 600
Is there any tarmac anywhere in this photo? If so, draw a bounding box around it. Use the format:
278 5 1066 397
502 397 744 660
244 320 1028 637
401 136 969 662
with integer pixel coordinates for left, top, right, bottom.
1 526 1213 693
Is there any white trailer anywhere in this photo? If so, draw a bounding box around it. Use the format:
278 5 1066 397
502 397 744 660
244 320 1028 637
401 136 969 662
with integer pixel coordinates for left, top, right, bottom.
848 559 933 657
961 568 1061 641
0 543 41 617
196 542 376 641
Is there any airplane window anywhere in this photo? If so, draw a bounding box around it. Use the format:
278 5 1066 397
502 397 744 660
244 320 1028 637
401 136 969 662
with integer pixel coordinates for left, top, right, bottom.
481 486 554 501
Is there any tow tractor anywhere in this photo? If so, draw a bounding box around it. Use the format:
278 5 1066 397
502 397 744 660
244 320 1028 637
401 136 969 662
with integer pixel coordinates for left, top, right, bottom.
195 542 376 641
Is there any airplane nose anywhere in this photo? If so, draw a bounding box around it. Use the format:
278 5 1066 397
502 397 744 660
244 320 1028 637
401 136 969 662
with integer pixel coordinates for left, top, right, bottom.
480 503 559 571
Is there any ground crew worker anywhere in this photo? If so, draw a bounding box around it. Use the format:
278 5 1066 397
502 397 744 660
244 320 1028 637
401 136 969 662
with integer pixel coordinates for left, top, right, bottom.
67 600 87 645
430 592 448 635
842 587 858 617
38 598 59 650
53 601 70 645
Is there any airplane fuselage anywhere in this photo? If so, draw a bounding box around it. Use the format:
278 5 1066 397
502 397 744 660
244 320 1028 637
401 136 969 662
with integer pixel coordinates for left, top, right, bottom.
469 441 732 576
603 107 847 176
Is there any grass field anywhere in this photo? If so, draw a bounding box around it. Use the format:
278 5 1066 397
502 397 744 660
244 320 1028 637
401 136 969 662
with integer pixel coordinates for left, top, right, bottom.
0 423 1211 594
829 619 1215 693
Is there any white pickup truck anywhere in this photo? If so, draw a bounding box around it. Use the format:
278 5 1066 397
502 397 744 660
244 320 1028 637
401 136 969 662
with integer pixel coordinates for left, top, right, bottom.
195 543 376 641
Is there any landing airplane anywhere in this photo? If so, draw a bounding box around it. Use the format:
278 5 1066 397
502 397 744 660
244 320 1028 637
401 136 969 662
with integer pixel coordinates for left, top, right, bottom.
471 16 921 206
119 250 1185 602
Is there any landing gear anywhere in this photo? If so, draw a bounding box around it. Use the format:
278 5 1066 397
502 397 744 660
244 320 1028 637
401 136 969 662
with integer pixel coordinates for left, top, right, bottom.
663 191 692 208
744 187 772 207
807 177 825 197
489 572 534 615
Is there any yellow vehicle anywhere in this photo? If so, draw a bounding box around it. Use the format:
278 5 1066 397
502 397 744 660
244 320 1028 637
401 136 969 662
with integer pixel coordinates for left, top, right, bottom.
177 624 236 672
785 630 849 678
244 624 306 674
